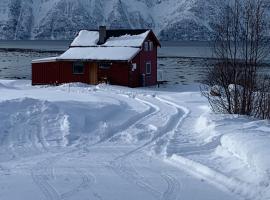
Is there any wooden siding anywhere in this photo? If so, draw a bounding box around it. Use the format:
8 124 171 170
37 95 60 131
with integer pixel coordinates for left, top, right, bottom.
32 61 90 85
135 33 158 87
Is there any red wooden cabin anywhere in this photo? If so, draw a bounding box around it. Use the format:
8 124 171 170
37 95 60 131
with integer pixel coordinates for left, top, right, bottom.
32 26 161 87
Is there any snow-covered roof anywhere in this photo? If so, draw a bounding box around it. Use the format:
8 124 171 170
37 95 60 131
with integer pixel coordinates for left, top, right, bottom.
58 47 140 61
70 30 150 48
70 30 99 47
32 57 58 63
32 29 156 63
102 31 150 47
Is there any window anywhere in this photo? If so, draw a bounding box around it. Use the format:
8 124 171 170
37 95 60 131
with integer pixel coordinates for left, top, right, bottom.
144 41 149 51
144 41 154 52
73 62 84 74
149 41 153 51
132 63 137 72
98 63 112 69
146 62 151 75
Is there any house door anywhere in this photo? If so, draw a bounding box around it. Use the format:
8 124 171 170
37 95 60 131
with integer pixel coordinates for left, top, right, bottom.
89 63 98 85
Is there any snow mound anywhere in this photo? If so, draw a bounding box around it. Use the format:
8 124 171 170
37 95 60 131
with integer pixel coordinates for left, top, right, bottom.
70 30 99 47
0 98 70 149
220 128 270 182
0 95 147 151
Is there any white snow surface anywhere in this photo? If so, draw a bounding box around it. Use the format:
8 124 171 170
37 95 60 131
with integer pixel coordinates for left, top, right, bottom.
0 80 269 200
70 30 99 47
59 47 140 61
32 56 58 63
103 31 150 47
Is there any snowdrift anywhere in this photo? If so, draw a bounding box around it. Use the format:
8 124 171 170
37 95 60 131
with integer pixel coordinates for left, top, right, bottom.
220 127 270 183
0 96 147 150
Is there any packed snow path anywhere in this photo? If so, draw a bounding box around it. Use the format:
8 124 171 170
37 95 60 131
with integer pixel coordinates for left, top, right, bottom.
0 80 268 200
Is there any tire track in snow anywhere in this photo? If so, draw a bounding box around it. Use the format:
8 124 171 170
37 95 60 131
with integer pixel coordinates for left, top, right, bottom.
114 96 190 158
158 97 257 200
97 97 159 144
161 174 181 200
60 168 95 199
108 94 189 199
109 158 162 199
31 156 61 200
29 89 156 200
70 85 189 199
31 155 97 200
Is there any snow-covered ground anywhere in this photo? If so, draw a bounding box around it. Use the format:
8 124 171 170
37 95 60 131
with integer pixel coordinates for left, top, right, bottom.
0 80 269 200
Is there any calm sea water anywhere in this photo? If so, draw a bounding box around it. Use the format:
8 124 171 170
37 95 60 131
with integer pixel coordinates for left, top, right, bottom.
0 40 269 85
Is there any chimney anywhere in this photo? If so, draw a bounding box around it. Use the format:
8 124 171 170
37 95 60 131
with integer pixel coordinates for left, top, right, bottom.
99 26 107 44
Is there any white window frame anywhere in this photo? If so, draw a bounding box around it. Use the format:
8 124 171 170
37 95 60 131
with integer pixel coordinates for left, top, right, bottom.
146 62 151 75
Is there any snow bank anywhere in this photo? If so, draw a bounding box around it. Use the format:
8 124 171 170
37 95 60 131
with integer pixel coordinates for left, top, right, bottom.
194 113 217 142
0 96 146 149
220 128 270 181
103 31 150 47
70 30 99 47
59 47 140 61
166 155 258 199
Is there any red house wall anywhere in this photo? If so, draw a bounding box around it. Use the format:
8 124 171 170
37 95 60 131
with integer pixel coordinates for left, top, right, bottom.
32 61 90 85
136 33 158 86
98 62 130 87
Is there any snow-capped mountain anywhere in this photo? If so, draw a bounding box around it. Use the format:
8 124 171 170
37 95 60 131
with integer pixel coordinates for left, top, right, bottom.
0 0 269 40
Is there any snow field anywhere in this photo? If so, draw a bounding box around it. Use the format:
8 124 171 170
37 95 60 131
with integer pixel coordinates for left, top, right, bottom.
0 80 269 200
157 92 270 200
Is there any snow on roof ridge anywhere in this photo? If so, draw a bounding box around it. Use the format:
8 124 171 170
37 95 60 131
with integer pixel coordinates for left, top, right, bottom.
32 57 58 63
102 30 150 47
70 30 99 47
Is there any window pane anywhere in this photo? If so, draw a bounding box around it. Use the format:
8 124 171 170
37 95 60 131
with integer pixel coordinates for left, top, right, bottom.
146 62 151 74
144 41 149 51
149 41 153 51
73 62 84 74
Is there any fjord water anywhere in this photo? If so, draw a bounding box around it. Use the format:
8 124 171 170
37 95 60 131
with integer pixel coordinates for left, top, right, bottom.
0 40 269 84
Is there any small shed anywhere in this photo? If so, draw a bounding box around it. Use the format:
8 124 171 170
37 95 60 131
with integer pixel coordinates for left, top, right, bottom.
32 26 161 87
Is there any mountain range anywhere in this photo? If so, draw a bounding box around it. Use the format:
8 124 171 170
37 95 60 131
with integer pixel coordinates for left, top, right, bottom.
0 0 269 41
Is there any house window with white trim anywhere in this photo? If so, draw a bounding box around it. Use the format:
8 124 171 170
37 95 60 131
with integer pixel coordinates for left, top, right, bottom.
73 62 84 74
144 40 154 52
146 62 151 75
